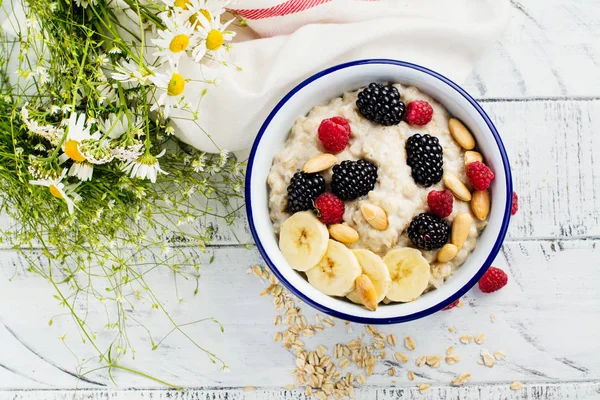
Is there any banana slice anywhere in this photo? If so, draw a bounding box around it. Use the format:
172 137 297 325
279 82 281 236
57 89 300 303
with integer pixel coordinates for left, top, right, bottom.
279 211 329 271
347 249 392 309
383 248 431 302
306 240 361 296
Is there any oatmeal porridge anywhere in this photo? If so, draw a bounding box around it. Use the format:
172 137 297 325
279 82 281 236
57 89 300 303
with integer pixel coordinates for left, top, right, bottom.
267 82 493 309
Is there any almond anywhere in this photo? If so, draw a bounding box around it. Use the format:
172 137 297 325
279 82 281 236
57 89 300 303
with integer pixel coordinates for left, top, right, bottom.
471 190 490 220
360 203 388 231
303 153 337 173
355 275 378 311
451 213 472 248
437 243 459 263
443 173 472 201
449 118 475 150
464 150 483 165
328 224 359 244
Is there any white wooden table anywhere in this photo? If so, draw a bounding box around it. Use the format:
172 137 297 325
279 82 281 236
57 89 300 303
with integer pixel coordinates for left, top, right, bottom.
1 0 600 398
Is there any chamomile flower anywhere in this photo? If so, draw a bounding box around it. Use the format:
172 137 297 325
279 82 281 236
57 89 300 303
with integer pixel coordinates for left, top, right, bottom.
99 113 141 139
29 168 81 214
152 16 196 67
98 83 117 105
63 112 92 163
121 149 168 183
150 68 188 117
74 0 98 8
20 105 63 145
108 46 123 55
112 60 155 85
112 141 145 161
161 0 194 11
68 161 94 181
191 14 236 62
186 0 228 31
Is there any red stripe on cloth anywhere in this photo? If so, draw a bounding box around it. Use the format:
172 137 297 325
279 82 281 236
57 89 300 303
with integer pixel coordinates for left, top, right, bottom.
229 0 332 20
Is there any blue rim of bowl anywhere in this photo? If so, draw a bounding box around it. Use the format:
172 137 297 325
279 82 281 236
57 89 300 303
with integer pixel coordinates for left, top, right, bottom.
245 59 513 324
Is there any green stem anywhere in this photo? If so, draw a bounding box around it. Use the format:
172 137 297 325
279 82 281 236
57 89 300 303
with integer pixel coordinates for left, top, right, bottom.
49 36 92 160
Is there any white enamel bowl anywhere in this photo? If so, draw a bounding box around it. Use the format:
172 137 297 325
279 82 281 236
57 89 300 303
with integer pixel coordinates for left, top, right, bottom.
245 59 512 324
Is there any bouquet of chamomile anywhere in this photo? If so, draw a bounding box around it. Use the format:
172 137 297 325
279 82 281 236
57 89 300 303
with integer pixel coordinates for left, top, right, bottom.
0 0 243 385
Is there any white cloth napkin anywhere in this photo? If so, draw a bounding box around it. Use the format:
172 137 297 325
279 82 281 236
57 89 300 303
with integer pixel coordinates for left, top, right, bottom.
175 0 511 154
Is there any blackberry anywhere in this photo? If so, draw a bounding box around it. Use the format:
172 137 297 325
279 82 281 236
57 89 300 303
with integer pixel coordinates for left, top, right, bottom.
356 83 405 126
408 213 450 250
286 172 325 213
331 159 378 200
406 133 444 187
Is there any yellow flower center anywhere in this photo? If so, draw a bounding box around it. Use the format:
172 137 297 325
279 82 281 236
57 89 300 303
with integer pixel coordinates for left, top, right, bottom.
169 34 190 53
206 29 224 51
189 9 211 28
174 0 190 9
167 73 185 96
64 139 86 162
49 184 63 199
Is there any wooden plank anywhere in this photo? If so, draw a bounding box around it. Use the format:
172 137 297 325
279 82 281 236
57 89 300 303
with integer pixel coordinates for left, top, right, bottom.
0 239 598 389
1 381 600 399
463 0 600 99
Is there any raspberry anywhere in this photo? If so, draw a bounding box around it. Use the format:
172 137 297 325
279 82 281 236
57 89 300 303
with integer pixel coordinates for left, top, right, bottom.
466 161 495 191
511 191 519 215
478 266 508 293
314 193 345 224
405 100 433 126
443 299 460 310
427 189 453 218
318 117 350 153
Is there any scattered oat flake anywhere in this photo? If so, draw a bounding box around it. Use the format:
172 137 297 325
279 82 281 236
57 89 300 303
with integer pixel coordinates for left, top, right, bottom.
356 374 366 385
426 355 442 368
394 352 409 363
446 346 454 355
316 345 327 358
494 350 506 360
405 336 416 351
418 384 431 393
408 371 415 381
481 349 495 367
283 384 294 390
510 381 523 390
448 327 455 333
415 355 427 367
490 314 496 322
460 334 473 344
339 358 351 369
445 354 460 365
252 265 262 277
274 332 282 342
475 332 486 344
388 333 397 346
366 325 377 335
457 299 464 307
244 386 255 392
387 367 396 376
451 372 471 386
